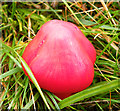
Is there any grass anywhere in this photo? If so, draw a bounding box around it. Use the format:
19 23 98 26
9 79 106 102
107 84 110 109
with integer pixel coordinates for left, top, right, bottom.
1 1 120 110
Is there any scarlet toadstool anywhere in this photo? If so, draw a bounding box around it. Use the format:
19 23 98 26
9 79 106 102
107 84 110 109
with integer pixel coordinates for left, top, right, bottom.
22 20 96 99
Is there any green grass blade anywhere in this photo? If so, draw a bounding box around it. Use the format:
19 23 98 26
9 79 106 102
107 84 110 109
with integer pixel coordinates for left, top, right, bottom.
100 25 120 30
58 79 120 109
0 77 11 107
18 56 51 110
1 41 51 110
96 34 119 62
44 93 56 109
11 2 16 19
21 77 29 108
22 92 40 109
100 98 120 103
6 53 22 69
62 0 86 29
95 102 104 111
1 40 15 53
17 8 43 20
0 67 22 79
9 58 14 70
8 86 23 109
45 91 60 110
44 3 62 20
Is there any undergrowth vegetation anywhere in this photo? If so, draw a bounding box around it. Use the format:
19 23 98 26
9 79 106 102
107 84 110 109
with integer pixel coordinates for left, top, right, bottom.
1 1 120 110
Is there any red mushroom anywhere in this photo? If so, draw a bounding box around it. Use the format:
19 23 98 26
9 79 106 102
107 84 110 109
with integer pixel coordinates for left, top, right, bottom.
22 20 96 99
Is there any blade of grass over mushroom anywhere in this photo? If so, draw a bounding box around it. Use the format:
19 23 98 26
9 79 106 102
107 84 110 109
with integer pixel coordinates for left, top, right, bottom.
18 56 51 110
52 94 62 102
58 79 120 109
1 41 51 110
62 0 86 29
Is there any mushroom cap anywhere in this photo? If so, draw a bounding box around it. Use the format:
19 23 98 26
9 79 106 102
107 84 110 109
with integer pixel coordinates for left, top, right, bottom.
22 20 96 99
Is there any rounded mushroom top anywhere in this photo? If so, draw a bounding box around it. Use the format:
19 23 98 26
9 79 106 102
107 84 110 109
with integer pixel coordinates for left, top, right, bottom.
22 20 96 99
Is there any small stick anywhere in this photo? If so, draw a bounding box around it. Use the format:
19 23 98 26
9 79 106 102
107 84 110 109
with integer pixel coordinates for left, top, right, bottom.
29 83 36 111
27 10 36 40
65 6 68 21
109 91 112 110
28 16 31 40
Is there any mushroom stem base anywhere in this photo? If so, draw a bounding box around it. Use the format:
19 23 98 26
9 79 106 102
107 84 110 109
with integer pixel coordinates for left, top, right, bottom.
54 93 71 100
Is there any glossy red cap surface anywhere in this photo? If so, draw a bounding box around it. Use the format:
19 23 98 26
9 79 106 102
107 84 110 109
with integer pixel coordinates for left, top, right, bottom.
22 20 96 99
